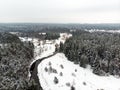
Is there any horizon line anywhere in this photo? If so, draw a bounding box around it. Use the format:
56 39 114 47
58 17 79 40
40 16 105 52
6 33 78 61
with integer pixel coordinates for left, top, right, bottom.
0 22 120 24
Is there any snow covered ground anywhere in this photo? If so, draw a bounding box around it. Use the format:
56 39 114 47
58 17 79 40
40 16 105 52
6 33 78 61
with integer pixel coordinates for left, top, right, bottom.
86 29 120 33
19 33 72 60
38 53 120 90
36 32 120 90
19 33 72 77
20 32 120 90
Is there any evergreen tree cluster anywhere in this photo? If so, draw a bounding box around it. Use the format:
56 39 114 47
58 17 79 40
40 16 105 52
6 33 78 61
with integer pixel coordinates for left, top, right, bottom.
60 31 120 76
44 33 60 40
19 32 60 40
0 32 21 43
0 33 35 90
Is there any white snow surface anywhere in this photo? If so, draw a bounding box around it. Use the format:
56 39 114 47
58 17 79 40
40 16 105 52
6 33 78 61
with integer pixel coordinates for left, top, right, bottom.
19 33 72 60
36 32 120 90
20 30 120 90
19 33 72 77
33 33 72 60
86 29 120 33
9 32 20 35
20 32 120 90
38 53 120 90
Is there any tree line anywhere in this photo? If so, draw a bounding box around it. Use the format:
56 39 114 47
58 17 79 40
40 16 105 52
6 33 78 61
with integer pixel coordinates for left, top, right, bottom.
59 31 120 76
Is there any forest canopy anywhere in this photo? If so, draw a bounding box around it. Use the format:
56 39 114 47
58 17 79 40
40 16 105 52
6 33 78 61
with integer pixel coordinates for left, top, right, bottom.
60 31 120 76
0 32 35 90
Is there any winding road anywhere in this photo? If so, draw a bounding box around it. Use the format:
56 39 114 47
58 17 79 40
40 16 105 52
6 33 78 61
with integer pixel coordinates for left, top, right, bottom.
30 52 57 90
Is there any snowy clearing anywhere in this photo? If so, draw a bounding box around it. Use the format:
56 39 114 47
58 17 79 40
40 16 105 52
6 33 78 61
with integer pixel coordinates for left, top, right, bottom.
19 33 72 60
38 53 120 90
19 33 72 78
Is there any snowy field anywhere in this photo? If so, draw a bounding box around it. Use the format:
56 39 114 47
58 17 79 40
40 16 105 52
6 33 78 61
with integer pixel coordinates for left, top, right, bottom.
38 53 120 90
19 32 120 90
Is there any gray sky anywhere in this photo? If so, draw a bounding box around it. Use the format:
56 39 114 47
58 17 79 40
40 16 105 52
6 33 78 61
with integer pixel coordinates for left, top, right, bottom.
0 0 120 23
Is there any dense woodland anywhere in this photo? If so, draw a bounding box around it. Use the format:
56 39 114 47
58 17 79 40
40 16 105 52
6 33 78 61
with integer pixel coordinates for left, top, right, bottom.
0 32 36 90
0 23 120 32
19 32 60 40
0 33 21 43
60 31 120 76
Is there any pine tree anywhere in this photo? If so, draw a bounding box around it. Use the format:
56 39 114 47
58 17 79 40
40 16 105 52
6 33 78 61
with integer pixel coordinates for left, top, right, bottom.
59 42 64 52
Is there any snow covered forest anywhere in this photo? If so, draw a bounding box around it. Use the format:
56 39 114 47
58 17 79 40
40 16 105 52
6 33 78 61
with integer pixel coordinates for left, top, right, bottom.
0 23 120 90
0 32 34 89
61 30 120 76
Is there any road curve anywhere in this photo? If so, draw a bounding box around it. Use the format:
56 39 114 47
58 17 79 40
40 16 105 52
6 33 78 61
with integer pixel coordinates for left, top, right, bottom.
30 53 57 90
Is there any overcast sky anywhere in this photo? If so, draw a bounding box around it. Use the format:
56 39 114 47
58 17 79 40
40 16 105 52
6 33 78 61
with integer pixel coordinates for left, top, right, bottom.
0 0 120 23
